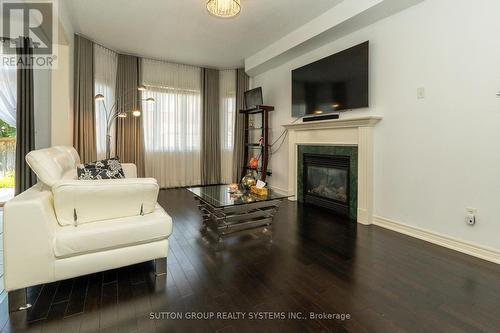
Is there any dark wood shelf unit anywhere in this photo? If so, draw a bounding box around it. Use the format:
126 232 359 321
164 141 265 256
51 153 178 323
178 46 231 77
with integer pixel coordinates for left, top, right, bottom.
239 105 275 114
243 166 273 176
240 105 275 182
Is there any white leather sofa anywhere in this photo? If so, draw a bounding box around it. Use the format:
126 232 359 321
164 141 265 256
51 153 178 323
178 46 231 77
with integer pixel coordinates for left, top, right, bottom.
3 146 173 311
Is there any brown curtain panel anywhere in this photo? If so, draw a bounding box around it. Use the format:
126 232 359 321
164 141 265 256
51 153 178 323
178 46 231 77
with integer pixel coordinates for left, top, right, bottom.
201 68 221 185
15 37 36 194
73 35 96 163
115 55 145 177
232 68 249 182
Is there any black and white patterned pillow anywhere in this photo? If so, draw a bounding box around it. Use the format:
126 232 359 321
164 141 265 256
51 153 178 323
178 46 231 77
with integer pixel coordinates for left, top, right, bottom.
77 157 126 180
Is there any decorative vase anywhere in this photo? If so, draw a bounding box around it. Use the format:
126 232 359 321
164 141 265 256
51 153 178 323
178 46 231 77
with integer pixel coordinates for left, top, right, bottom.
241 172 257 189
249 157 259 169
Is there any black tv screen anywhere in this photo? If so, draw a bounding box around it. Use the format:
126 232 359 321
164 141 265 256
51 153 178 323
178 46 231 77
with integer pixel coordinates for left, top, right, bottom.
244 87 263 109
292 41 369 117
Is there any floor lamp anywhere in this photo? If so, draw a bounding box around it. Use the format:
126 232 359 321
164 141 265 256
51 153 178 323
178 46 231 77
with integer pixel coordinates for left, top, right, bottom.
94 84 155 159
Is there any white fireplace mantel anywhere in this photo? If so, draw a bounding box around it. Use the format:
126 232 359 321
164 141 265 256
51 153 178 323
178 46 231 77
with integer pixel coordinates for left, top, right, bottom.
284 116 382 225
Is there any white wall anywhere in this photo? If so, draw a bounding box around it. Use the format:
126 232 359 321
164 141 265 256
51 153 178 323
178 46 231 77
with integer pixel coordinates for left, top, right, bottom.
33 0 75 148
50 42 73 146
50 0 74 146
252 0 500 251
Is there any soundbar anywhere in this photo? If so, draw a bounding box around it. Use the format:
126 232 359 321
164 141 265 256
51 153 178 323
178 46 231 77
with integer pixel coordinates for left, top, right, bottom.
302 113 340 122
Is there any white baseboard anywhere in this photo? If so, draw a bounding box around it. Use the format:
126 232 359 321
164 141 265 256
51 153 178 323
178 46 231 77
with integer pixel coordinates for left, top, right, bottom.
373 216 500 265
268 185 289 195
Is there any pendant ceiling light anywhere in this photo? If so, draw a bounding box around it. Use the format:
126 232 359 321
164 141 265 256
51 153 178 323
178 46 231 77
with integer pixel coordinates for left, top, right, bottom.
207 0 241 18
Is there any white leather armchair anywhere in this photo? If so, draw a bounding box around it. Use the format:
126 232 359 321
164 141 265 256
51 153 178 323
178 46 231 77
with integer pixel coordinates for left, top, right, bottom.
3 146 173 311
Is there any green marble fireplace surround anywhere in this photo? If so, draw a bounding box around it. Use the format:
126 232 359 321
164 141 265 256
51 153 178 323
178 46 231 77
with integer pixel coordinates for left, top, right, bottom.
297 145 358 220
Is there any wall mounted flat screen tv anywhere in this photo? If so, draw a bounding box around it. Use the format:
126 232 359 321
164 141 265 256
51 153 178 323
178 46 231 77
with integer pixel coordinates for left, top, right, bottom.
292 41 369 117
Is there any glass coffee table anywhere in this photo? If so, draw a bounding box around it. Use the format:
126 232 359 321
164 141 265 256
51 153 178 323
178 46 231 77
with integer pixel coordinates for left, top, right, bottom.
187 185 289 246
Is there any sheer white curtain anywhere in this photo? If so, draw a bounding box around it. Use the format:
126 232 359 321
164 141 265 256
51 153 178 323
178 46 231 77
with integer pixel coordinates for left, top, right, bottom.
141 58 202 188
94 44 118 159
0 63 17 127
219 69 236 184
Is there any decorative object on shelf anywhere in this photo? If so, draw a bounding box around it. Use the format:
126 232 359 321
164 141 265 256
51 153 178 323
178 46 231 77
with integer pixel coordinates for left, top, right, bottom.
94 85 155 159
249 157 259 169
241 172 257 189
206 0 241 18
259 136 264 146
244 87 263 109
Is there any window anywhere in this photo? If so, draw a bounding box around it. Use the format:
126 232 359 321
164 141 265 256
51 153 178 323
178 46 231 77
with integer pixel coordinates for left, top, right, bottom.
141 59 202 188
219 69 236 183
142 86 201 152
0 63 16 203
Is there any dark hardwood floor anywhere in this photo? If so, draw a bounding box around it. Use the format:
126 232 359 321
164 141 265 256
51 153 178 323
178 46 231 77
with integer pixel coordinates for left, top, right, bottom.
2 188 500 332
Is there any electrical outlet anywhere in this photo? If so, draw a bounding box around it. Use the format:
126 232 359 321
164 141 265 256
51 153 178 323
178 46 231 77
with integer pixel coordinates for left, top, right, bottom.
466 208 477 226
417 87 425 99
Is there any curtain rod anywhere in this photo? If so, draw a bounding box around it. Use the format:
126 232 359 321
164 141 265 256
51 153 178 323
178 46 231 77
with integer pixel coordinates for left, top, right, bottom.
74 32 242 71
75 32 118 54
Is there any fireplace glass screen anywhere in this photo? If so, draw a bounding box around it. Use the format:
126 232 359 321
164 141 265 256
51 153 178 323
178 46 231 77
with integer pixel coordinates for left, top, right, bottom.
306 166 348 203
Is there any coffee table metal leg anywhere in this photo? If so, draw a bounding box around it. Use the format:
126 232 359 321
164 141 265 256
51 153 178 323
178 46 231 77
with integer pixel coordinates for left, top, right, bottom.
191 194 284 249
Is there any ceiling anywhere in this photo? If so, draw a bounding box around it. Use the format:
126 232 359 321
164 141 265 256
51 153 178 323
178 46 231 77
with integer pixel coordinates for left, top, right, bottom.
64 0 343 68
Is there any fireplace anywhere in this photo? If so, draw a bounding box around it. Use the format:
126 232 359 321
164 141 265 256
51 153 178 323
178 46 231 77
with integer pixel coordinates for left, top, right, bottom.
304 154 350 216
286 117 381 224
298 146 358 220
